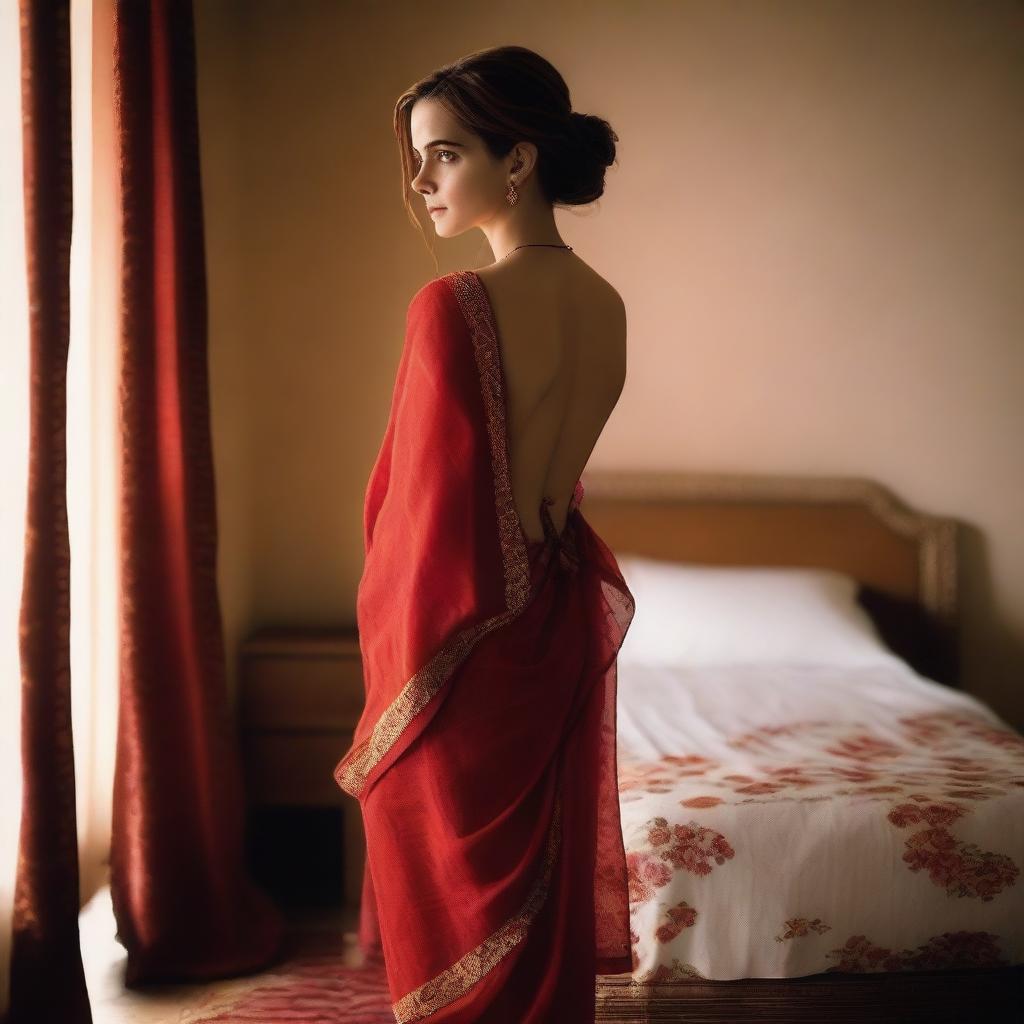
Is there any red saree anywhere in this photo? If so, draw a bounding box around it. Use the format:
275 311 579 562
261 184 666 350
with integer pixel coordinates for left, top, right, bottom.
333 269 635 1023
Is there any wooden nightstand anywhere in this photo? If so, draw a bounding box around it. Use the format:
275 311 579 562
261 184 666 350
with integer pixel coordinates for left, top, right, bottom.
238 626 366 908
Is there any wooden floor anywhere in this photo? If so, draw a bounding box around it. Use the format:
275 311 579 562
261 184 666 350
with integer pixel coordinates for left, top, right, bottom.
81 885 362 1024
83 885 1022 1024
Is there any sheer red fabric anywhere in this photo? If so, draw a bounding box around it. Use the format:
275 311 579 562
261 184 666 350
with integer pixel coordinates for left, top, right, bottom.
334 270 634 1022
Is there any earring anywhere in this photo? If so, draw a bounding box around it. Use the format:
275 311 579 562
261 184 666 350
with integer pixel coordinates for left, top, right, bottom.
506 179 519 206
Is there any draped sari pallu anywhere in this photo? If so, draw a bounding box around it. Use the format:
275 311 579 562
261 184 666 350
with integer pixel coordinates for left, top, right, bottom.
333 270 635 1023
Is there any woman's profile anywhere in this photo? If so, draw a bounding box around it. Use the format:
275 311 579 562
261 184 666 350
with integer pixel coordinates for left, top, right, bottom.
333 44 635 1023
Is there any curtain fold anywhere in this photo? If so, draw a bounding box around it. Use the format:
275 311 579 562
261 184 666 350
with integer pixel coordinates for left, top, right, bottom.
5 1 285 1016
108 0 284 985
6 2 92 1022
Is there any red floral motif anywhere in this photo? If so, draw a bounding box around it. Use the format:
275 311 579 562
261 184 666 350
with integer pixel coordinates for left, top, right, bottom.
647 820 672 846
901 712 1024 756
632 959 705 983
823 733 906 761
619 754 723 794
680 796 724 808
733 781 787 795
654 900 698 944
824 930 1009 972
626 850 673 904
662 754 713 767
824 766 881 782
886 800 968 828
764 771 818 787
650 818 735 876
775 916 832 942
624 714 1022 806
623 712 1022 811
905 713 1024 755
728 720 834 750
940 786 1007 800
901 827 1019 901
884 799 1019 900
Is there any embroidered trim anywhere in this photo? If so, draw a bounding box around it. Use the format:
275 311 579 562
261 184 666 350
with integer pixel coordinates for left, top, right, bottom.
332 271 534 799
333 605 524 796
447 270 532 611
391 794 563 1023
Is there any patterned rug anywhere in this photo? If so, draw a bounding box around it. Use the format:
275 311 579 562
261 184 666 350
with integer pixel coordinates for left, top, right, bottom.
178 927 394 1024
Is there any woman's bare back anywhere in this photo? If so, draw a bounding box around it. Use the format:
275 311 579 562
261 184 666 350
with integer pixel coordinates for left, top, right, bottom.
474 253 627 544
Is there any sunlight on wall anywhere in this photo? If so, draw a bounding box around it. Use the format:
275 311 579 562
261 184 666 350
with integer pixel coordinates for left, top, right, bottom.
0 3 28 1013
70 0 121 914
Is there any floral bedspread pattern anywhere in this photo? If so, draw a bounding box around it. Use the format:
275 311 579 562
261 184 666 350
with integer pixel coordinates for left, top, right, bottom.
614 662 1024 981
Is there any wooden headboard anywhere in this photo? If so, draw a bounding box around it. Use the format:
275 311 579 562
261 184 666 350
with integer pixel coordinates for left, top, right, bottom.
578 470 960 688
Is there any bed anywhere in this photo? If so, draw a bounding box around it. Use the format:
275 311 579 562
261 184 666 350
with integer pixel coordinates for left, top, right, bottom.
585 470 1024 1023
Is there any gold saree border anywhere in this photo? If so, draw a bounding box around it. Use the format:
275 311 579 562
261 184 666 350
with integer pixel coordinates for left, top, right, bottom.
333 270 531 800
392 794 563 1023
334 606 521 796
449 269 532 610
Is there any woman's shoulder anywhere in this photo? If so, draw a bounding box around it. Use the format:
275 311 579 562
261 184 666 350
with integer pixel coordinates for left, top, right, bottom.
406 272 466 317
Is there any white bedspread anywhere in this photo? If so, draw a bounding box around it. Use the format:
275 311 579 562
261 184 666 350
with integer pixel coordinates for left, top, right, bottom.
614 658 1024 980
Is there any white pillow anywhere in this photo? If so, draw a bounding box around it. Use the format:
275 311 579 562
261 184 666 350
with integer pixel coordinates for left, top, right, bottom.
614 556 897 668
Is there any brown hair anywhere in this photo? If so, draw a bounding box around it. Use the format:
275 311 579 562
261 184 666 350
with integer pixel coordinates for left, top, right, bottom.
394 45 618 263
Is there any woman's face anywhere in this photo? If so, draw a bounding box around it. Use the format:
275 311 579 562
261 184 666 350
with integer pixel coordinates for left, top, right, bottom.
408 97 511 238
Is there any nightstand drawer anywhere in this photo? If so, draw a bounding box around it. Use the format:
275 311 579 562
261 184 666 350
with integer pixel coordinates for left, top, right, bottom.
239 626 367 907
241 656 364 730
242 729 351 806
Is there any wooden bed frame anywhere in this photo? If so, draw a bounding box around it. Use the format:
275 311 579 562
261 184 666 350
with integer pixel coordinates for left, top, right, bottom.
581 470 1022 1022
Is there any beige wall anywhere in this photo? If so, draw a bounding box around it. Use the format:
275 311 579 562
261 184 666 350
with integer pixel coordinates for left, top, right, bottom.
194 1 1024 729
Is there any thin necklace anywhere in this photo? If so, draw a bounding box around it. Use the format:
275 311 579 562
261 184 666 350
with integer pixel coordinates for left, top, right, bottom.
499 243 574 262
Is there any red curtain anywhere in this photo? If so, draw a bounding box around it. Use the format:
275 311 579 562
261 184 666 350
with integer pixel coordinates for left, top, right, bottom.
7 3 91 1022
7 2 284 1018
108 0 284 985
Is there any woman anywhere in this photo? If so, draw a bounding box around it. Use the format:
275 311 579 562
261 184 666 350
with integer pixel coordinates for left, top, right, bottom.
333 45 634 1023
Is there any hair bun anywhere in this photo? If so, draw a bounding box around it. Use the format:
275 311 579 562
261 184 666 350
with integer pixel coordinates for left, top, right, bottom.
568 111 616 170
569 111 592 141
